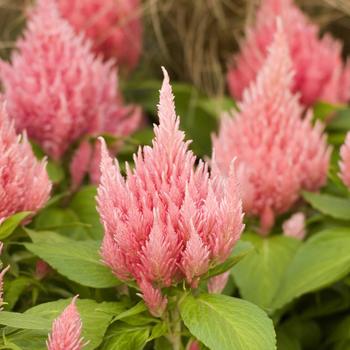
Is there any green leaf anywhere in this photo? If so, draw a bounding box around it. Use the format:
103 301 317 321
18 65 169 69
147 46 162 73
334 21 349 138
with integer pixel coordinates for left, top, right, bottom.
70 186 103 240
100 322 149 350
4 276 34 310
25 230 119 288
271 228 350 310
46 160 64 183
232 234 300 310
302 192 350 220
203 240 253 280
0 212 31 240
327 108 350 132
112 301 147 322
179 293 276 350
313 101 343 122
0 311 50 330
5 299 125 350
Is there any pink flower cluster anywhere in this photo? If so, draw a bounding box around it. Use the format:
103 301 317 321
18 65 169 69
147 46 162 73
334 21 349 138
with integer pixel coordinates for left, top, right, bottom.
57 0 142 72
0 102 51 222
213 22 330 234
97 68 244 316
0 0 140 161
227 0 350 106
47 296 85 350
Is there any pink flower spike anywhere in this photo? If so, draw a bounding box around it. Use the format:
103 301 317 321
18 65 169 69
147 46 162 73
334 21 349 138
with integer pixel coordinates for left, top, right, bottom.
57 0 143 72
47 296 85 350
339 132 350 189
213 22 330 234
282 212 306 240
0 102 51 222
0 0 140 160
208 272 230 294
227 0 350 106
97 68 243 315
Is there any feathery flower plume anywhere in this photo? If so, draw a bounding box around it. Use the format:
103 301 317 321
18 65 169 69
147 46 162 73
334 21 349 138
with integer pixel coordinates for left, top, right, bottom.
339 132 350 188
213 22 330 234
227 0 349 106
97 68 244 316
0 242 9 310
47 296 85 350
282 212 306 240
58 0 142 72
207 272 230 294
0 102 51 221
0 0 140 160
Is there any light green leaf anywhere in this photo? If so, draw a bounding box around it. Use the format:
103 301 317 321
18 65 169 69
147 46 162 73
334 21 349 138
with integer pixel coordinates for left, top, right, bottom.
25 230 119 288
232 234 300 310
302 192 350 221
100 322 150 350
112 301 147 322
271 228 350 310
70 186 103 240
0 311 50 330
5 299 125 350
180 293 276 350
0 212 31 240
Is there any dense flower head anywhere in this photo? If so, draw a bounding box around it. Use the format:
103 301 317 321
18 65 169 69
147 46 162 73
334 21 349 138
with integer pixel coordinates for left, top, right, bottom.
57 0 142 72
213 22 330 234
0 0 140 160
97 68 244 316
0 102 51 221
47 296 85 350
227 0 350 106
339 132 350 188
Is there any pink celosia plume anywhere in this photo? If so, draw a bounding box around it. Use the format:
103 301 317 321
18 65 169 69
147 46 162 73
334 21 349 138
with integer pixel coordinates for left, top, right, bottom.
0 0 141 160
282 212 306 240
339 132 350 188
227 0 350 106
97 68 244 316
0 102 51 221
213 22 330 234
57 0 142 72
207 271 230 294
47 296 85 350
0 242 9 310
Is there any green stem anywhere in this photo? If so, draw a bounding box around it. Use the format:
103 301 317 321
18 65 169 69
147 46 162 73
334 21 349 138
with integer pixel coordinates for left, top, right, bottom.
166 299 184 350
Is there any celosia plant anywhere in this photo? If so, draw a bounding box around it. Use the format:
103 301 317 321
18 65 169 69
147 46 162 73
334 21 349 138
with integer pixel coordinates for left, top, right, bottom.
0 102 51 222
213 22 330 233
227 0 350 106
0 0 140 161
46 296 85 350
97 68 244 317
57 0 142 72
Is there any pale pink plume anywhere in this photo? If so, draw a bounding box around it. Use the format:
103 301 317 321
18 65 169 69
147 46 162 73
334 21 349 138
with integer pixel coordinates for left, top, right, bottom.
57 0 142 72
339 132 350 188
0 102 51 221
47 296 85 350
97 68 244 316
207 271 230 294
282 212 306 240
0 0 140 160
227 0 349 106
0 242 9 310
213 22 330 234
